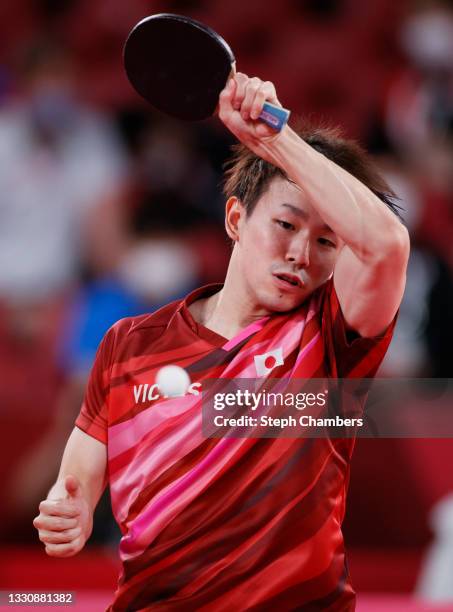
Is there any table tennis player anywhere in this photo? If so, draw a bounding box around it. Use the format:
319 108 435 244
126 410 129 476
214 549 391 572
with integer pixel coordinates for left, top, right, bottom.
34 73 409 611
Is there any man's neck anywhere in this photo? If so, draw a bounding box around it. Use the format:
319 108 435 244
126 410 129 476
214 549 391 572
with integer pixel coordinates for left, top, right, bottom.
189 256 271 341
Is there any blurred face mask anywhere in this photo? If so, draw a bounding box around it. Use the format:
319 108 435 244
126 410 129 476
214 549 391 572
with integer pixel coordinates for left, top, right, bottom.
401 9 453 71
118 239 198 302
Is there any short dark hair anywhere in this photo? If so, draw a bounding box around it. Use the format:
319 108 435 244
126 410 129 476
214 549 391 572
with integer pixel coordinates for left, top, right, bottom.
222 120 403 220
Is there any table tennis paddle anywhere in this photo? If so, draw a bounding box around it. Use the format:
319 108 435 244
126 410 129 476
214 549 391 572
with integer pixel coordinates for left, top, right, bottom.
123 13 290 131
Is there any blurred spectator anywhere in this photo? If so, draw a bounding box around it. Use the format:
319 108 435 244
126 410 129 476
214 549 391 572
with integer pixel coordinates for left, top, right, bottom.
411 137 453 376
0 38 128 317
0 37 128 535
379 0 453 376
377 154 432 376
386 0 453 152
378 147 453 377
411 137 453 270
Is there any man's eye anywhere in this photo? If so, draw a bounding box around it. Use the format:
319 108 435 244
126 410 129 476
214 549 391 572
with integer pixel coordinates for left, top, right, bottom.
318 237 336 248
276 220 294 231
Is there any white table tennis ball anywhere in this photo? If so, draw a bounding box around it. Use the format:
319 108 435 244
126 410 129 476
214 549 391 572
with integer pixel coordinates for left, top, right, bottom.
156 365 191 397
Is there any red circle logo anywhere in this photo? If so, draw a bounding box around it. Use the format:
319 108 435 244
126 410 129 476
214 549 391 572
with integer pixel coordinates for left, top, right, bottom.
264 355 276 370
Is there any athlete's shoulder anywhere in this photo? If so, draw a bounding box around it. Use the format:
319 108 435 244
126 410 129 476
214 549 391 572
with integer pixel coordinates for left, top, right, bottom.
111 297 183 340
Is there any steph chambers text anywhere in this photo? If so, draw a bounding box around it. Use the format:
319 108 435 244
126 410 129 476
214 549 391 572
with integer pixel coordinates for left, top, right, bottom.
213 414 363 429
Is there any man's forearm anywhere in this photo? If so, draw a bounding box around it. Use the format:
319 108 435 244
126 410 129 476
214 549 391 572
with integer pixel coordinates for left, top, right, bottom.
53 428 108 512
263 126 407 260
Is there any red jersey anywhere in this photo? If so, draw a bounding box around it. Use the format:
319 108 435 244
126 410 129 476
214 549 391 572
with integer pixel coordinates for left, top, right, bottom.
76 280 395 611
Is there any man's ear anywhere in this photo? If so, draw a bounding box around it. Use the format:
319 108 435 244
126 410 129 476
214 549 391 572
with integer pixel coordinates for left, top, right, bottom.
225 196 245 242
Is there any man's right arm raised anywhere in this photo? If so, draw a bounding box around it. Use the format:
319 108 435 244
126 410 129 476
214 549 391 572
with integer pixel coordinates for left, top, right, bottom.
33 427 107 557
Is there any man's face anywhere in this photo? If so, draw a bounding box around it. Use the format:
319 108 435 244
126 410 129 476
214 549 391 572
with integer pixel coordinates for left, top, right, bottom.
229 177 343 313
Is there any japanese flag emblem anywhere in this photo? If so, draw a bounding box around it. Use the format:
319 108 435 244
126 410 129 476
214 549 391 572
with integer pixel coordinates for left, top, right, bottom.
254 347 284 376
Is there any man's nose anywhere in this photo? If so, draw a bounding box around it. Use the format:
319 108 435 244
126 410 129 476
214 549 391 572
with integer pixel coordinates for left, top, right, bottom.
285 236 310 267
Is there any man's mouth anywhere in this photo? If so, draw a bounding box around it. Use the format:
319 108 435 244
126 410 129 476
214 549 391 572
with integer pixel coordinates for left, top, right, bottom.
273 273 304 289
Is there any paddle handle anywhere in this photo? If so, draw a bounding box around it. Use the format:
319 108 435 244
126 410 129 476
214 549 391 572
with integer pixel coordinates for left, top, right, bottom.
259 102 290 132
227 65 290 132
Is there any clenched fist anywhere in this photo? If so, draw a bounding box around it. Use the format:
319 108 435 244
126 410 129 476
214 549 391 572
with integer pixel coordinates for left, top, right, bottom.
218 73 287 160
33 474 92 557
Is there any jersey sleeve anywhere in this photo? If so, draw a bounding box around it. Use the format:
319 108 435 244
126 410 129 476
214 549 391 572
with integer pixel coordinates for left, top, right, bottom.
75 323 118 444
321 278 397 378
